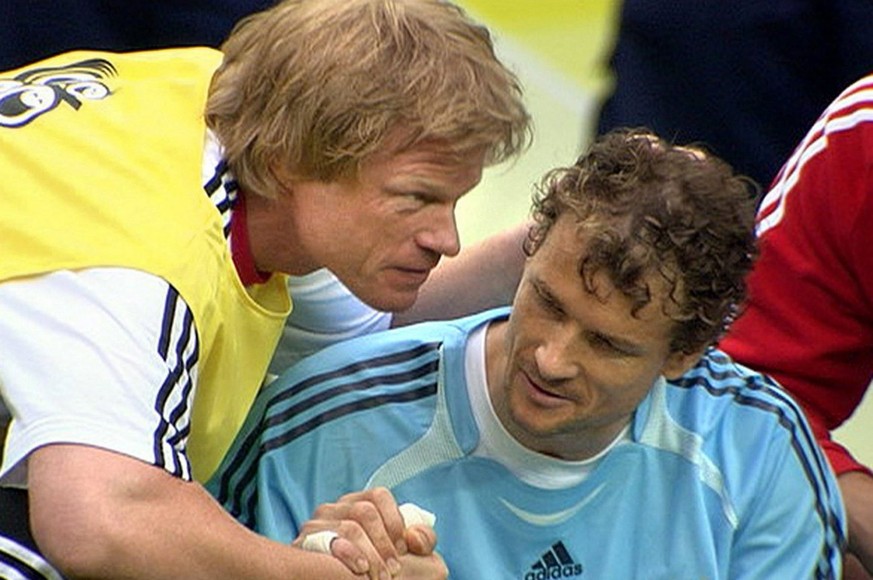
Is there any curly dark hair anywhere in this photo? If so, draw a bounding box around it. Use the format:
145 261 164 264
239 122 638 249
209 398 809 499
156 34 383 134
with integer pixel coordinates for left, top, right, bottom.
525 128 759 355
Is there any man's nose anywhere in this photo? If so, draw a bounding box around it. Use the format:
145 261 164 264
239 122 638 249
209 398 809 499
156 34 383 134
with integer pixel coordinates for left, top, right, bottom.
417 207 461 257
533 328 579 381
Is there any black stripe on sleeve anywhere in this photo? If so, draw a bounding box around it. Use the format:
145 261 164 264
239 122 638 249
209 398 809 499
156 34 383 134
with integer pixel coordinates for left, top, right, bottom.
0 487 64 579
673 352 846 579
152 286 199 480
234 382 437 529
203 159 238 240
233 381 437 528
263 357 439 430
231 372 438 523
264 382 437 452
265 343 440 413
0 534 63 580
203 159 228 195
214 342 441 518
156 285 179 359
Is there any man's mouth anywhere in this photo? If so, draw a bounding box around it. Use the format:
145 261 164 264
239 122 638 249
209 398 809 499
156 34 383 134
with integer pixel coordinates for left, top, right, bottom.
388 266 432 288
520 369 571 407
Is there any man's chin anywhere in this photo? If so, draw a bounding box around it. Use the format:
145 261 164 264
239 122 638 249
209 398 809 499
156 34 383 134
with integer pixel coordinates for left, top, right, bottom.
357 287 420 314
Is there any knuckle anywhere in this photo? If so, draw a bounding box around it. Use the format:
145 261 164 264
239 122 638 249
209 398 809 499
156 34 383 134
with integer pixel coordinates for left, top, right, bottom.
348 501 378 522
370 487 395 505
335 519 364 538
311 502 338 519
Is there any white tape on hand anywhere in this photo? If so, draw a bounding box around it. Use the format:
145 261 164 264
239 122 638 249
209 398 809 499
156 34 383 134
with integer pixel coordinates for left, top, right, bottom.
398 502 436 528
300 530 339 554
300 503 434 555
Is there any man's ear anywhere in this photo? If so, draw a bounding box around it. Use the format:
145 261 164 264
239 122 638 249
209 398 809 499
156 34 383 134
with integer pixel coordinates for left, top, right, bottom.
661 348 706 380
269 163 294 196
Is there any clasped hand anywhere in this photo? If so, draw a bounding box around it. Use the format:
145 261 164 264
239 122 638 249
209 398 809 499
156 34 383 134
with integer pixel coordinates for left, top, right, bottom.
292 487 447 579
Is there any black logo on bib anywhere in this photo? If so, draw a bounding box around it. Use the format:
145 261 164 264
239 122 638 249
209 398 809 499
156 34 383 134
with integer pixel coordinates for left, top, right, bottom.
0 58 115 127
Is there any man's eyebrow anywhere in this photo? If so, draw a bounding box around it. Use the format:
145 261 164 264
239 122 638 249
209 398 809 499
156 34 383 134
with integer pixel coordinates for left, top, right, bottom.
593 330 646 356
531 277 562 307
387 176 452 198
534 275 649 355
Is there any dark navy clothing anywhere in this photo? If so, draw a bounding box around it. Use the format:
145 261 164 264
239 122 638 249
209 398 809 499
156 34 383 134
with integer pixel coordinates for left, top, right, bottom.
597 0 873 189
0 0 274 71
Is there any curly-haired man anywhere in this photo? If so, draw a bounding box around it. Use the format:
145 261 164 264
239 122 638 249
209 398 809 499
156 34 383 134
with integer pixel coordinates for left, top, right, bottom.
211 129 846 579
0 1 530 578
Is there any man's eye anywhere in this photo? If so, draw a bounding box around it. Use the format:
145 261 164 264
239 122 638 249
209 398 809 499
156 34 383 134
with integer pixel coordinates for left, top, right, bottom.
391 194 426 213
590 334 625 355
535 291 562 317
407 191 436 205
407 188 438 201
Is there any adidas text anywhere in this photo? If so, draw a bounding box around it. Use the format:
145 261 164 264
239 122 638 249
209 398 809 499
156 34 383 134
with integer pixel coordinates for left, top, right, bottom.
524 563 583 580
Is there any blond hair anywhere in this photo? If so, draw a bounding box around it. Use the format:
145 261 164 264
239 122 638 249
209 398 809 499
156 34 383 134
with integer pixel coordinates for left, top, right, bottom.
206 0 531 198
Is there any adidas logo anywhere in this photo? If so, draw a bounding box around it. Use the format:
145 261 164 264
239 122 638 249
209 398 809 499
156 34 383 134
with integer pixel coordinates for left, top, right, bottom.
524 541 584 580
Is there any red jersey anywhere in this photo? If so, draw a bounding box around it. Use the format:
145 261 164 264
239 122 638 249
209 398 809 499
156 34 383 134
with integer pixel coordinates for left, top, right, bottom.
720 74 873 476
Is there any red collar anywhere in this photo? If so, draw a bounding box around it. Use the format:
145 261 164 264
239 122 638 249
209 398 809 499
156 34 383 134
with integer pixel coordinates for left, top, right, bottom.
231 190 271 286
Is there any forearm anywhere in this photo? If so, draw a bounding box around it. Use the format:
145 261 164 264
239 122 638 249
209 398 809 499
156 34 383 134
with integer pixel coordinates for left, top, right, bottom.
29 445 358 580
841 470 873 576
393 221 529 326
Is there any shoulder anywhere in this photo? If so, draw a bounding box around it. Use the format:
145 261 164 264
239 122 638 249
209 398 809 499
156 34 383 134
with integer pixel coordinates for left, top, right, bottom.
656 349 842 524
276 308 505 386
259 309 503 415
658 348 831 498
207 311 500 510
664 348 804 434
661 352 846 574
654 348 823 476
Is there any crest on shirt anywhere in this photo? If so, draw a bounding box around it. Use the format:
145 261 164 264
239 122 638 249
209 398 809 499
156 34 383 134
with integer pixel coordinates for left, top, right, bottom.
0 58 116 128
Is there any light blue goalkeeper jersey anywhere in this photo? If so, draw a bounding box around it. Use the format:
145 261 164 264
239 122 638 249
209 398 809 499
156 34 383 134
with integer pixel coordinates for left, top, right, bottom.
208 308 846 579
